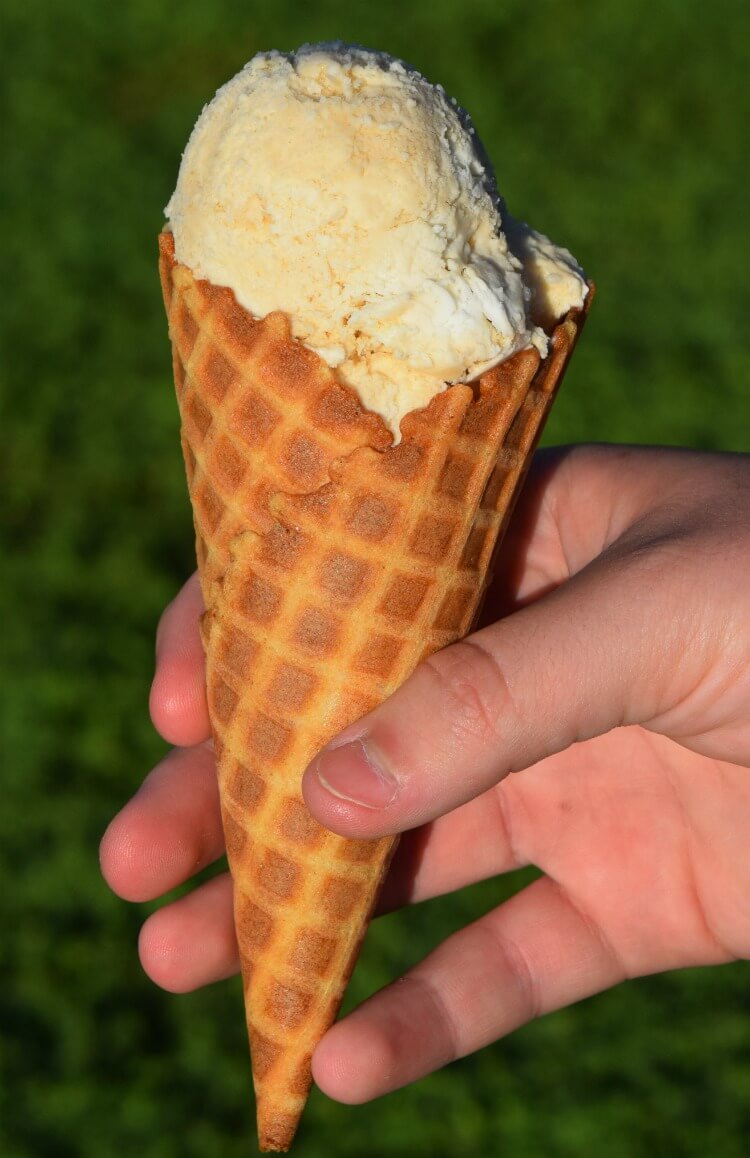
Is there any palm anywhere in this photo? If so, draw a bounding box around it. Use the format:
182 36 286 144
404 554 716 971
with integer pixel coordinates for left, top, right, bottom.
495 727 750 973
475 450 750 975
381 723 749 991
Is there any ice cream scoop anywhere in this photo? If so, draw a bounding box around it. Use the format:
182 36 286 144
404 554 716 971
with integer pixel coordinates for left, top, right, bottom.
165 42 587 435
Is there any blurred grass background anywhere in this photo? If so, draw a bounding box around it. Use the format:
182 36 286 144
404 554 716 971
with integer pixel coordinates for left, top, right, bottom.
2 0 750 1155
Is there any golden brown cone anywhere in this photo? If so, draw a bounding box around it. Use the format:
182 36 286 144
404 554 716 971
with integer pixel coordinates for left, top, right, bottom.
158 230 591 1150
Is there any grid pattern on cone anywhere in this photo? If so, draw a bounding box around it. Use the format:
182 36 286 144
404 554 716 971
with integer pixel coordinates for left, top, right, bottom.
159 233 392 601
158 231 588 1151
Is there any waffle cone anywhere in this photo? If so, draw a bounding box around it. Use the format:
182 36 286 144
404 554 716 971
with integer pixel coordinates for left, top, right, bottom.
158 230 591 1150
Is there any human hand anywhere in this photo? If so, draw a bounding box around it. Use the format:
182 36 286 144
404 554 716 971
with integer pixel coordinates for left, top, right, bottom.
100 444 750 1104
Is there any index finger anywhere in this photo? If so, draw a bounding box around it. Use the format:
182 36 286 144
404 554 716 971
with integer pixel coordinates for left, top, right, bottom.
149 572 210 746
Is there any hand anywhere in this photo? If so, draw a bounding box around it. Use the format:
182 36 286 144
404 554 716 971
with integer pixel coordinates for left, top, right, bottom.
100 444 750 1105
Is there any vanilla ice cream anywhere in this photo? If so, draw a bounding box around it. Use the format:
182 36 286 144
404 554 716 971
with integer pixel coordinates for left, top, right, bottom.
166 43 587 436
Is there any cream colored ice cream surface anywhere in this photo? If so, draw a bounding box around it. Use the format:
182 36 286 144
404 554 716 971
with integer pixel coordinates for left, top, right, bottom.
166 43 588 437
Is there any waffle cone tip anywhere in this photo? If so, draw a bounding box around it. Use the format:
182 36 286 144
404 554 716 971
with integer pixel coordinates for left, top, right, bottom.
257 1105 298 1152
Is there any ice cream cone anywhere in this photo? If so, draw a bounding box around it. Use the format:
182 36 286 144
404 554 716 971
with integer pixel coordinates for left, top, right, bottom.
159 230 591 1150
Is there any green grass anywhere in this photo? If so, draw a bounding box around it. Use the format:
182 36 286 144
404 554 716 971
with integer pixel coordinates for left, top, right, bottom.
2 1 750 1155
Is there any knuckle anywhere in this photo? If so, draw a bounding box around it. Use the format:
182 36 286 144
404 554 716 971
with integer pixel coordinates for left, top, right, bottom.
422 638 514 749
484 922 542 1022
396 974 459 1068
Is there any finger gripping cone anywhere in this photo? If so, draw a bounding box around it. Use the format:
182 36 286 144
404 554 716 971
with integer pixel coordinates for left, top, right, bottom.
158 230 590 1150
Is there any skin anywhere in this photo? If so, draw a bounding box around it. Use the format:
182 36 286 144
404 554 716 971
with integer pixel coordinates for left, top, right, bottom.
100 444 750 1104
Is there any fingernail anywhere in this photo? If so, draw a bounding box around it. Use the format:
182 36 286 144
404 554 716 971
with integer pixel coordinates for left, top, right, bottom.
315 738 398 809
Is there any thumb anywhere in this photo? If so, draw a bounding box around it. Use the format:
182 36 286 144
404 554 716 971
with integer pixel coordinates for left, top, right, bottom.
301 531 693 838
